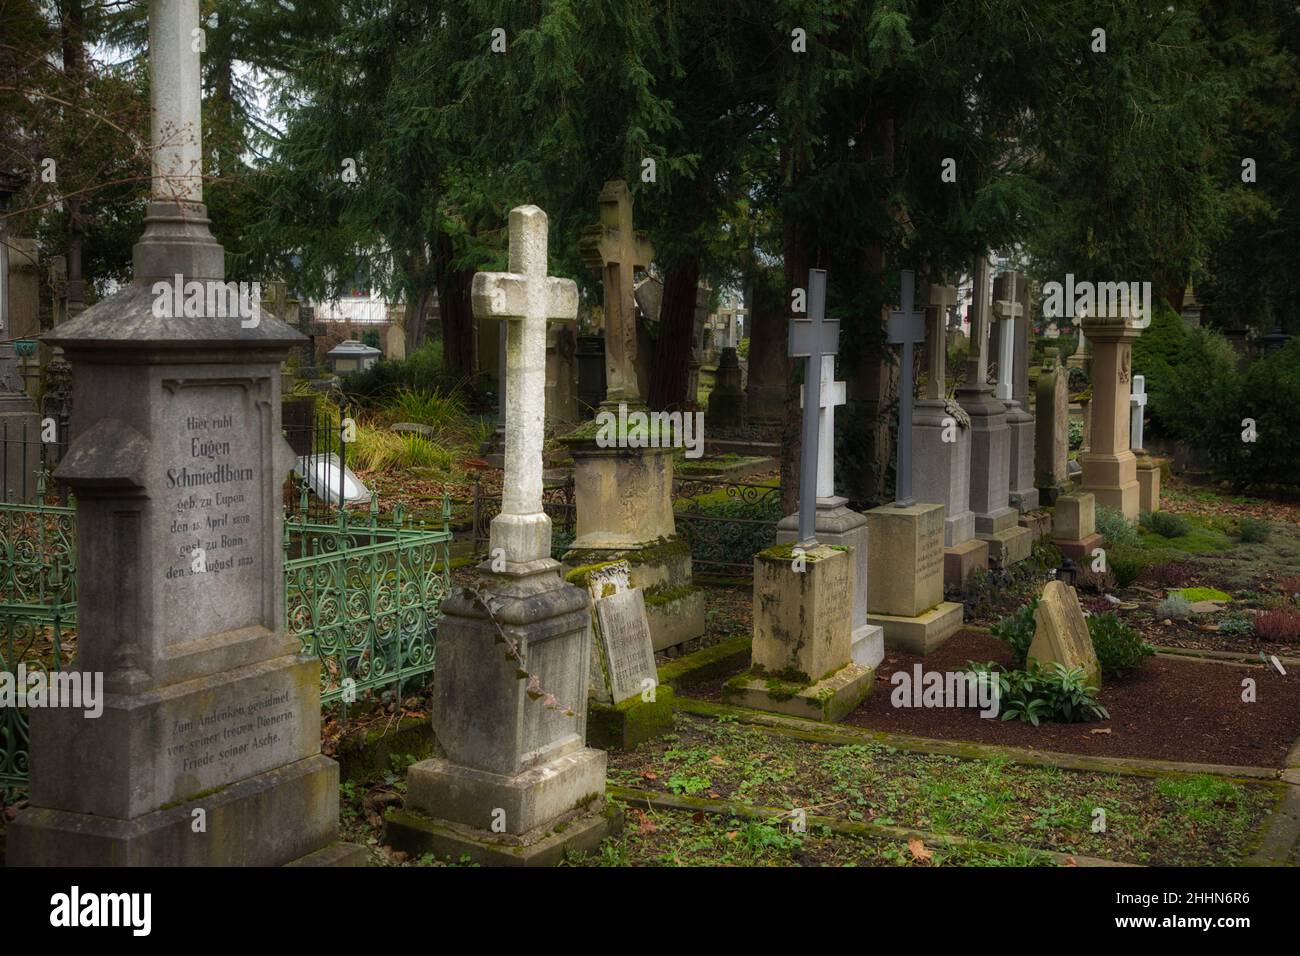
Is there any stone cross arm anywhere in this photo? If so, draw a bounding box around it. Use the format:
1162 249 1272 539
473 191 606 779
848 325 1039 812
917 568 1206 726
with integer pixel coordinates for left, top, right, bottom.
471 272 578 324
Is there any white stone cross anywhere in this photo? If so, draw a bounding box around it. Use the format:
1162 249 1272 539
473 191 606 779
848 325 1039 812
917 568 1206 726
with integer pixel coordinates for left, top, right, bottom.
472 205 578 566
992 272 1024 402
801 354 846 499
1130 374 1147 452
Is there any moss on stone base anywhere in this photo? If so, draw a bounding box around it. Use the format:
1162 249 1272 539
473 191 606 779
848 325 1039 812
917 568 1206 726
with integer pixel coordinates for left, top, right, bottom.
656 635 751 691
586 686 676 751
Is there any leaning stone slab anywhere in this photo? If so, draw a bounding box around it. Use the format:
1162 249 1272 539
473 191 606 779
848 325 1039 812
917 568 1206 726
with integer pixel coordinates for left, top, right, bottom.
1028 579 1101 688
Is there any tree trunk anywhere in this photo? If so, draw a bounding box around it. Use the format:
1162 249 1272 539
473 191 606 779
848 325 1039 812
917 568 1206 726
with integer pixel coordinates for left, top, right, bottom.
648 255 699 410
780 181 810 516
432 231 476 379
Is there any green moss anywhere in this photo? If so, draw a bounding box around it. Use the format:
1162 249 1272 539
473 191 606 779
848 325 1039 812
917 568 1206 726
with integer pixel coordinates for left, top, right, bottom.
563 559 624 588
586 687 676 750
657 635 752 690
1173 587 1232 603
757 542 843 563
644 583 700 608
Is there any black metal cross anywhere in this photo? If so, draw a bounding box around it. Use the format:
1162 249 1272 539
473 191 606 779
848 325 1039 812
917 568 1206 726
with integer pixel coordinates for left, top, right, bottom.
788 269 839 546
888 270 927 505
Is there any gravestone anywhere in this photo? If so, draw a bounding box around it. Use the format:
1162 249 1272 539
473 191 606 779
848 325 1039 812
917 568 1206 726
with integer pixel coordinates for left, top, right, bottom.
706 346 746 428
865 272 964 653
1067 314 1089 372
1130 374 1161 514
389 204 613 866
1079 313 1143 521
912 280 986 588
1034 348 1071 503
956 257 1031 567
10 0 354 867
1028 580 1101 688
728 269 873 721
571 560 673 749
564 181 704 652
993 272 1038 513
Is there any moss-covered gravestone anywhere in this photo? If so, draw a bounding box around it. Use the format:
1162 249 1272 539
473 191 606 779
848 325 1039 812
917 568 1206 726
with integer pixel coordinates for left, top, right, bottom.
724 543 873 722
1029 580 1101 688
569 560 674 749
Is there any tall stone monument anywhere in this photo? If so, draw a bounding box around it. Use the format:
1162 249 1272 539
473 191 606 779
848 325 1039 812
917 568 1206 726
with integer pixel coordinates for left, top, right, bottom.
1034 347 1071 503
992 271 1038 513
562 181 703 651
864 271 964 654
9 0 356 866
1079 313 1143 521
1130 374 1160 513
955 257 1030 567
389 205 613 866
727 269 874 720
912 281 987 587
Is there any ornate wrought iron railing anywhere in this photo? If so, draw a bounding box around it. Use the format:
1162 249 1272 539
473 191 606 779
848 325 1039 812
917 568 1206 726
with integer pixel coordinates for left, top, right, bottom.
0 476 77 791
284 485 453 706
671 476 782 577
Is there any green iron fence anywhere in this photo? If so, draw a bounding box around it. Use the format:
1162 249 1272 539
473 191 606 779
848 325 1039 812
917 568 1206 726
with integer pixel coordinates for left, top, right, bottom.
1 479 453 792
284 486 453 705
0 477 77 791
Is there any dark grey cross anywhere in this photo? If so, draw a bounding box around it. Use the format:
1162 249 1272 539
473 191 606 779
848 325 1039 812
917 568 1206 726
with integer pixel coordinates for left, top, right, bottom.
888 269 927 505
788 269 839 546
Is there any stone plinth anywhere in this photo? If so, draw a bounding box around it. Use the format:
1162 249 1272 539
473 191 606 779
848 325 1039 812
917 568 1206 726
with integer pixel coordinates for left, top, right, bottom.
561 432 704 651
1079 317 1142 521
1006 403 1038 513
957 384 1031 567
392 560 614 864
723 545 873 722
9 282 353 867
1051 492 1103 562
1137 456 1161 514
864 502 963 654
776 497 883 670
912 399 976 548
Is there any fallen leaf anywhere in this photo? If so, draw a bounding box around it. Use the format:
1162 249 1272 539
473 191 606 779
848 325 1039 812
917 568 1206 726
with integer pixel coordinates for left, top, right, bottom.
1090 728 1112 735
907 838 934 862
1064 856 1078 867
726 830 739 841
641 770 658 781
692 811 705 824
708 755 727 766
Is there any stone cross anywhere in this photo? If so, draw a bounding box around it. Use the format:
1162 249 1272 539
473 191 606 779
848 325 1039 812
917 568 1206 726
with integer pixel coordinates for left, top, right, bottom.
964 256 993 387
888 270 927 504
1130 373 1147 452
788 269 839 546
926 283 958 400
802 353 846 498
473 205 578 565
580 180 653 405
992 272 1024 402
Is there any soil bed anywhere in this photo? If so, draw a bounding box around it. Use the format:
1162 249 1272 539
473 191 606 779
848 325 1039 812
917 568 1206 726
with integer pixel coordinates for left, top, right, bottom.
684 629 1300 767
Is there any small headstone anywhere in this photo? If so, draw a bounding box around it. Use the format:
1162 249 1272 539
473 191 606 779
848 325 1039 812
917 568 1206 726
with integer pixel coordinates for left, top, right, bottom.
583 561 656 706
391 422 435 438
1029 580 1101 687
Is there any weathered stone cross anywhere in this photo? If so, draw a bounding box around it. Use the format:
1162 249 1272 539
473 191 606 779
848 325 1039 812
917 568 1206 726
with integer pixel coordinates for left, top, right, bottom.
1130 373 1147 452
888 269 927 504
992 272 1024 402
803 354 846 499
580 180 653 405
473 205 578 566
788 269 839 546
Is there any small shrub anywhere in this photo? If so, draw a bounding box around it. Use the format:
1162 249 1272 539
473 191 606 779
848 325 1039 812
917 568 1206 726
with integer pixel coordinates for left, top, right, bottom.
1156 595 1193 620
1067 418 1083 450
1173 587 1231 603
1140 511 1189 538
1218 614 1254 638
990 598 1039 668
1087 612 1155 677
1253 609 1300 642
1075 565 1116 594
1096 507 1139 549
969 661 1109 725
1136 561 1200 588
1107 546 1147 589
1238 517 1271 544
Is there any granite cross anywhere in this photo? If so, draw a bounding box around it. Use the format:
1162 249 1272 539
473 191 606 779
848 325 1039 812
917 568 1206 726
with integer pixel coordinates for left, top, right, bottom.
580 180 653 405
992 272 1024 402
472 205 579 565
926 283 959 400
888 270 927 504
1130 373 1147 452
788 269 839 546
